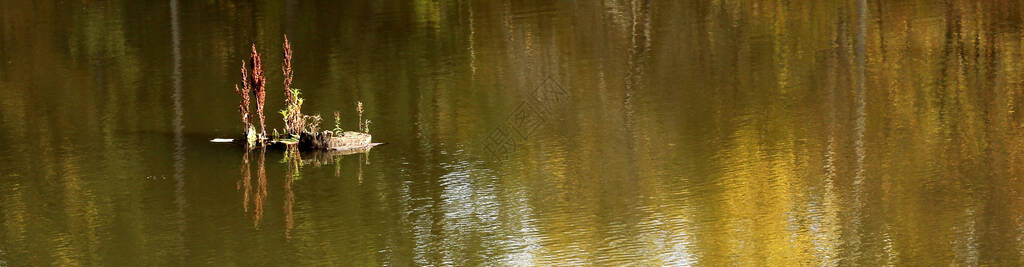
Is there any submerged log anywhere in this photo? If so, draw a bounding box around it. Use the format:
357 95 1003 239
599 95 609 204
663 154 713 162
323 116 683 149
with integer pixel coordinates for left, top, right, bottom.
299 131 374 151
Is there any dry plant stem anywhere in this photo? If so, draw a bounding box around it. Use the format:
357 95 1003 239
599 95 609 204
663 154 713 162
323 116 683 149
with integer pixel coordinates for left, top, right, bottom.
281 35 303 136
357 101 364 132
236 61 252 136
306 115 321 133
250 44 267 141
232 38 374 151
282 35 293 98
333 111 341 132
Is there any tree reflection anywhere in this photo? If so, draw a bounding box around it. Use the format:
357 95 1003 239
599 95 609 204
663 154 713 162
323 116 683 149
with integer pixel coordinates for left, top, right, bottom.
8 0 1024 265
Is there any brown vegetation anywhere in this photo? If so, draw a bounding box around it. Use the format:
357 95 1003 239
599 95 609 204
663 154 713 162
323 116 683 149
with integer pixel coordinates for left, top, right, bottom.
250 44 267 139
357 101 364 132
232 36 373 151
282 35 305 136
235 61 252 135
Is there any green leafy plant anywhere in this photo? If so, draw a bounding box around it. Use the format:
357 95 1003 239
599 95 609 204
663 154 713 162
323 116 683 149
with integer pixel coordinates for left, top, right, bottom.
279 88 306 137
333 111 343 134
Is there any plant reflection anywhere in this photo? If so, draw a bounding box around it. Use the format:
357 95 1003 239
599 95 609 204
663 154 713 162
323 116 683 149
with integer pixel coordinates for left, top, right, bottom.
9 0 1024 264
254 148 267 228
236 147 268 228
237 146 371 235
237 148 252 215
283 145 300 238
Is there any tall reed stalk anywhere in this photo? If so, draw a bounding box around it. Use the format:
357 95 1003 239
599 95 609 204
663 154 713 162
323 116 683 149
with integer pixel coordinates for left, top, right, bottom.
250 44 267 140
281 35 305 136
235 61 252 136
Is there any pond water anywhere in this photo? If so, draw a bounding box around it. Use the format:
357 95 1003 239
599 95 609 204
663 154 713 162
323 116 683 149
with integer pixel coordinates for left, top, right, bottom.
3 0 1024 265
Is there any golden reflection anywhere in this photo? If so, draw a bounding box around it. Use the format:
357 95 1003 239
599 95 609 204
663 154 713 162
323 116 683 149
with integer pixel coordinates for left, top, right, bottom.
8 0 1024 265
847 0 868 263
815 20 842 266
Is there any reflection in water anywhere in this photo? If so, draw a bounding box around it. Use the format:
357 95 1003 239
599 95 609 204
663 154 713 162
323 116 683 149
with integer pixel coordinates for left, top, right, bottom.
849 0 868 263
818 18 841 266
237 146 368 237
254 147 270 226
5 0 1024 265
283 145 300 238
237 148 252 215
236 147 275 230
170 0 186 264
623 0 650 134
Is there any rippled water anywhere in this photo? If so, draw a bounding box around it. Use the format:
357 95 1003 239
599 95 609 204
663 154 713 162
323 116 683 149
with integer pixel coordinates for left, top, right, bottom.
3 0 1024 265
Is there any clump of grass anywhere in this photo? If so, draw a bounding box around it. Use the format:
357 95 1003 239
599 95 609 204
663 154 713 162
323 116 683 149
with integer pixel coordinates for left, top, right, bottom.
278 87 305 136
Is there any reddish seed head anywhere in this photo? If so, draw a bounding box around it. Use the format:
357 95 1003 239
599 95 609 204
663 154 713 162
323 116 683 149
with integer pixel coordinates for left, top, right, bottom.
249 43 267 138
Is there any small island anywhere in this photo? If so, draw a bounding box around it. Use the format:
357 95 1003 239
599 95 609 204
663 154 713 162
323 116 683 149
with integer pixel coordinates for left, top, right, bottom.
215 35 378 153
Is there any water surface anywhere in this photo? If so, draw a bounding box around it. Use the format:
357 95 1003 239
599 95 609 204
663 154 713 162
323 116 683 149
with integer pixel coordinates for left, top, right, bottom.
2 0 1024 265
